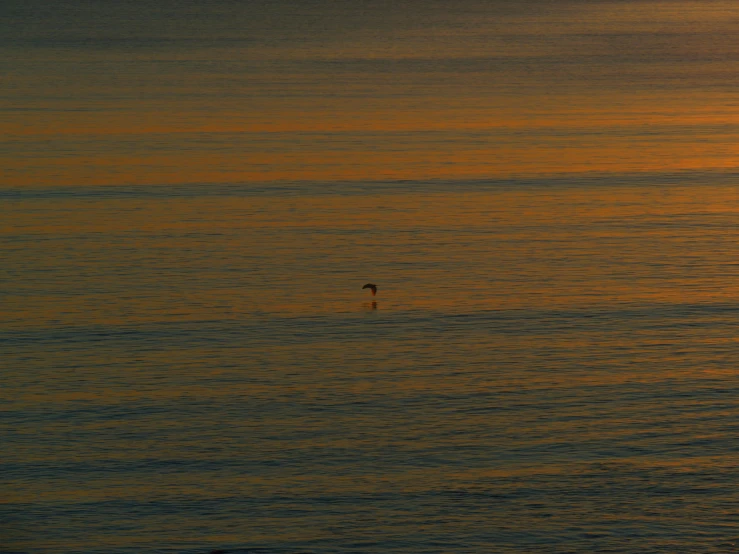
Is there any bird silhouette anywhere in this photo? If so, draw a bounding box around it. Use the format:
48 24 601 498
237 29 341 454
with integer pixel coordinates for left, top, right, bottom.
362 283 377 296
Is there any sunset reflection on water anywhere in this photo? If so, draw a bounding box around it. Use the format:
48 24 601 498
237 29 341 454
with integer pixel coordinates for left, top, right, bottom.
4 0 739 552
5 178 739 550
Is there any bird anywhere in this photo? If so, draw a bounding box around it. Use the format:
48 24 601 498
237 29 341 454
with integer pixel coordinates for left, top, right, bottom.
362 283 377 296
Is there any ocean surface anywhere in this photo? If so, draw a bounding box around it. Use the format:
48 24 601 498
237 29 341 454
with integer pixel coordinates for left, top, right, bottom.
3 1 739 553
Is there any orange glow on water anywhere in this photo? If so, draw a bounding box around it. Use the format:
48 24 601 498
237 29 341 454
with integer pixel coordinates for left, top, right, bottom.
6 89 739 186
6 3 739 552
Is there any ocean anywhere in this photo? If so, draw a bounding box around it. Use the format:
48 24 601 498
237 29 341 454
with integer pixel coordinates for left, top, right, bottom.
3 1 739 553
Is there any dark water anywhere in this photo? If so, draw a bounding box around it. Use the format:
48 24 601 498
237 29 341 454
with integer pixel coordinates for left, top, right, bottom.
3 1 739 553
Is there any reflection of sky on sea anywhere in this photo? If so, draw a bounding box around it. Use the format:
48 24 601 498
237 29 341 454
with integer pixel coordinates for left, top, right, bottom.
4 1 739 185
4 183 737 327
4 1 739 552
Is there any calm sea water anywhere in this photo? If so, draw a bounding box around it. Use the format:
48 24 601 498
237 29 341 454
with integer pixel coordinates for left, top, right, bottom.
3 1 739 553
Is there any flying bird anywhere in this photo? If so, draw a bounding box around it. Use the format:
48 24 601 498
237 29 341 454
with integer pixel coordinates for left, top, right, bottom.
362 283 377 296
